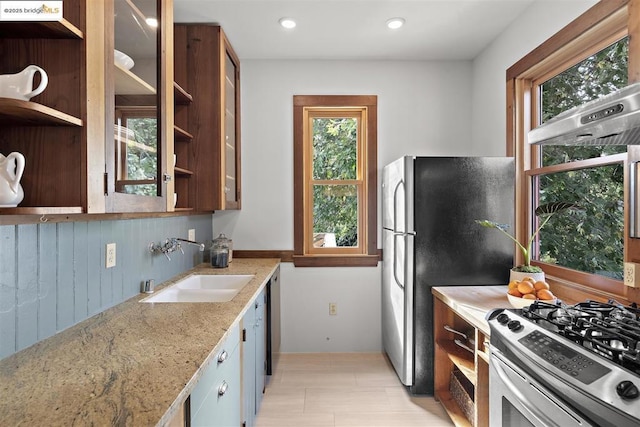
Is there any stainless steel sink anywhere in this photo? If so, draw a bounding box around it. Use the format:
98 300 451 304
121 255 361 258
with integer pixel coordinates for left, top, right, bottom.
140 274 255 303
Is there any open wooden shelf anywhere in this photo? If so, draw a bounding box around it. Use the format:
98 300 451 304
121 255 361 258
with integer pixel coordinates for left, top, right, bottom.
174 167 193 176
437 390 473 427
0 19 83 39
174 82 192 105
437 339 477 385
0 98 82 126
434 290 496 427
0 206 83 215
174 125 193 142
115 64 155 95
477 349 490 364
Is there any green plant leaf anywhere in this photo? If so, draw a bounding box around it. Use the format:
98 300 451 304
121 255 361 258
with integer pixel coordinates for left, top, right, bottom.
535 202 576 217
474 219 510 233
512 265 544 273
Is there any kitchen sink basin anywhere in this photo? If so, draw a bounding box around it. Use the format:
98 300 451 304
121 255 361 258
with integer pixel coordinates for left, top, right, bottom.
140 274 255 303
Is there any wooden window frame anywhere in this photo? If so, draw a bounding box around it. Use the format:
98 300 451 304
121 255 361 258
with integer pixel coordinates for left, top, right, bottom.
293 95 378 267
303 108 367 255
507 0 640 303
114 107 159 192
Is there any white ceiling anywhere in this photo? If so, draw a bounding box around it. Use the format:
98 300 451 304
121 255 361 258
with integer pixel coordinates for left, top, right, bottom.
173 0 537 61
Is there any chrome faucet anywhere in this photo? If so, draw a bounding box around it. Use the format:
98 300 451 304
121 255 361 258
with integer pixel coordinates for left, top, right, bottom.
149 237 205 260
173 238 206 252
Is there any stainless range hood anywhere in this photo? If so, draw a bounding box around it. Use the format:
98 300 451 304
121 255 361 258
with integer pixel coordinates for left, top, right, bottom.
528 82 640 146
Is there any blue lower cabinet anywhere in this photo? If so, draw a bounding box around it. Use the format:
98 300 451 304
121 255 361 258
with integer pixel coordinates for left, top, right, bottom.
190 285 270 427
242 299 256 426
254 288 267 415
191 324 241 427
242 288 267 427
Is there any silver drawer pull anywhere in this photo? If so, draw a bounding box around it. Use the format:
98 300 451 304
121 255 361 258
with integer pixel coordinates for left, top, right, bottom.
217 350 228 364
218 380 228 396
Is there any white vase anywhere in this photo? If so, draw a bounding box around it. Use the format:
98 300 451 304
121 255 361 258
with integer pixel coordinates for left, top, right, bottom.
509 269 545 283
0 152 25 207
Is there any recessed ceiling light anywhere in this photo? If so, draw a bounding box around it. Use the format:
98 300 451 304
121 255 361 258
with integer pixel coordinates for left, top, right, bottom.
279 17 297 29
386 17 405 30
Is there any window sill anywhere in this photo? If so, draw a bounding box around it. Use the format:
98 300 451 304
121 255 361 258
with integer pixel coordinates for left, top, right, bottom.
292 254 380 267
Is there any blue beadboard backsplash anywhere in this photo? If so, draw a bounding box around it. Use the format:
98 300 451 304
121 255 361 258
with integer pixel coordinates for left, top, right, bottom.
0 214 213 360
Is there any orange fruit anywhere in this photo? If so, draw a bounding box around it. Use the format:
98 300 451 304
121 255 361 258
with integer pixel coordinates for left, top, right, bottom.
537 289 555 300
522 293 537 300
508 280 520 290
521 277 536 284
534 281 550 291
507 288 523 297
517 281 535 295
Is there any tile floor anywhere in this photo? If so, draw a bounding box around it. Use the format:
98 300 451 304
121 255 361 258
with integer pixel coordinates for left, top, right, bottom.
255 353 454 427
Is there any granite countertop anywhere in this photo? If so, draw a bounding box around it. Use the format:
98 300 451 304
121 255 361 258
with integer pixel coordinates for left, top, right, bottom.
432 285 511 336
0 258 280 427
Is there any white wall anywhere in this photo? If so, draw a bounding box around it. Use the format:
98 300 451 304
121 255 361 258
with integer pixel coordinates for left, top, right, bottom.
470 0 598 149
214 60 474 352
214 0 599 353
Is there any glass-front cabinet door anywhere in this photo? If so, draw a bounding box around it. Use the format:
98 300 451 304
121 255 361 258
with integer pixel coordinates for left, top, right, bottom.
176 24 240 211
106 0 168 212
223 47 240 209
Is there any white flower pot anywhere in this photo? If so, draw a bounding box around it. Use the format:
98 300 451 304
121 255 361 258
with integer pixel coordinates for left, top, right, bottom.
509 269 545 283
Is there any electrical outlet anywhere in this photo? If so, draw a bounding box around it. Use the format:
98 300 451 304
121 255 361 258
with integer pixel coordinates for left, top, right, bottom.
188 229 195 241
624 262 640 287
329 303 337 316
106 243 116 268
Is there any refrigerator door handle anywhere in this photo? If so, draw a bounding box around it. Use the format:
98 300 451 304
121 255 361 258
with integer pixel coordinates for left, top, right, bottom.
392 231 415 290
393 233 404 289
392 180 402 232
394 231 416 236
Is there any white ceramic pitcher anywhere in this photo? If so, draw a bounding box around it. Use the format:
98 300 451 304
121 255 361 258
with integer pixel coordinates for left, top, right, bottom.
0 152 25 207
0 65 48 101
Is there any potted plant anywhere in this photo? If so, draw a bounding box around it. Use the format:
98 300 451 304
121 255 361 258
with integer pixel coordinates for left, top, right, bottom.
475 202 576 282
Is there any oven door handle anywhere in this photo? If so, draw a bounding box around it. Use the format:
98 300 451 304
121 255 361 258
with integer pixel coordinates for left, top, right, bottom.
492 354 569 427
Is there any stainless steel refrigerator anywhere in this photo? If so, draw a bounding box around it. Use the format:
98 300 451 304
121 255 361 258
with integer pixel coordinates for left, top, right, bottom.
382 156 514 395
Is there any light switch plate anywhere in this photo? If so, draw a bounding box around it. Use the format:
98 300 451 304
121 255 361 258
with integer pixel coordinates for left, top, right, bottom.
106 243 116 268
188 229 195 241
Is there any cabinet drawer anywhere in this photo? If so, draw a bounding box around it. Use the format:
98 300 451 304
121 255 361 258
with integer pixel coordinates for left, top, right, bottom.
191 343 241 427
190 323 240 416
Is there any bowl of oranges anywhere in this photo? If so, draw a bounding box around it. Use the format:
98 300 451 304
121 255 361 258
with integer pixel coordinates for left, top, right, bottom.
507 277 556 308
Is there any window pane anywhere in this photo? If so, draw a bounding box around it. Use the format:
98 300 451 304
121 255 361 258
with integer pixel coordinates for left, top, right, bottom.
536 164 623 279
312 184 359 248
116 117 158 196
312 118 357 180
535 37 627 279
540 37 628 166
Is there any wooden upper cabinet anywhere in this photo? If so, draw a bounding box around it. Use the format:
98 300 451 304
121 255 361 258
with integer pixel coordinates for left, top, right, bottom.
0 0 176 216
176 24 241 211
172 25 195 212
0 0 104 214
105 0 173 213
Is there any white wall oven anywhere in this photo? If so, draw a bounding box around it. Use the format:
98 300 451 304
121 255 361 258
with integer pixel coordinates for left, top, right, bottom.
487 301 640 427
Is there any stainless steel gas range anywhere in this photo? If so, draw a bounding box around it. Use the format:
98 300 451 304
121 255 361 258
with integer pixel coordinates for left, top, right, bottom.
487 300 640 427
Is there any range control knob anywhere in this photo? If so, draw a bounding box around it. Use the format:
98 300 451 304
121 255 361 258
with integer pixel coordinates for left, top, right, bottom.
616 380 640 400
507 320 523 332
497 313 510 325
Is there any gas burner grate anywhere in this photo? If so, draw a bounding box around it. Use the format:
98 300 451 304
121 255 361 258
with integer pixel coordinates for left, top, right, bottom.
522 299 640 373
